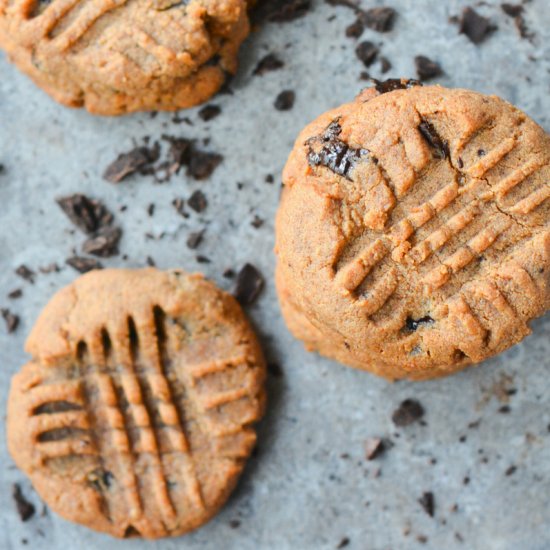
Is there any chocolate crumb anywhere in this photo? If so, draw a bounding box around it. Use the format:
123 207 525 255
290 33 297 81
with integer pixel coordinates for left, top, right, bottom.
229 519 241 529
15 265 35 284
103 144 160 183
362 7 396 32
346 19 364 39
81 226 122 257
198 105 221 122
223 268 236 279
415 55 443 81
172 198 187 217
355 41 379 67
13 484 35 522
146 256 156 267
1 308 19 333
364 437 385 460
379 57 392 73
265 174 274 184
251 215 264 229
57 194 114 234
233 264 265 305
274 90 295 111
8 289 22 299
337 537 350 549
188 190 208 213
458 7 496 44
392 399 425 426
253 53 285 75
505 465 517 476
66 256 103 273
196 255 211 264
187 149 223 180
39 263 59 274
186 230 204 249
418 492 435 517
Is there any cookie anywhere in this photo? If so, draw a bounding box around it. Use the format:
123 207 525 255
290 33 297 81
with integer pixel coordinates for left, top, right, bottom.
7 268 266 538
0 0 249 114
275 80 550 380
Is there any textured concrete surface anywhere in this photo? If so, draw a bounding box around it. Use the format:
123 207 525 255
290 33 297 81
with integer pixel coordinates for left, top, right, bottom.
0 0 549 549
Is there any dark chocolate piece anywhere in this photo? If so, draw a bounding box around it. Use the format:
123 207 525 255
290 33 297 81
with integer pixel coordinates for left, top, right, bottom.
458 7 496 44
188 190 208 213
355 41 379 67
418 492 435 517
392 399 425 426
253 53 285 75
372 78 422 94
13 484 35 522
198 105 221 122
66 256 103 273
1 308 19 333
103 144 160 183
418 120 449 159
81 226 122 257
233 264 265 305
274 90 296 111
415 55 443 81
56 194 114 234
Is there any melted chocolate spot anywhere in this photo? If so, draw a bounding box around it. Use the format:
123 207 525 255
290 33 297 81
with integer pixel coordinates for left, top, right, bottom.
418 120 449 159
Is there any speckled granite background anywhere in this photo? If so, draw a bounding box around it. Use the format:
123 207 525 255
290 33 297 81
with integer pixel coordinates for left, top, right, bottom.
0 0 549 548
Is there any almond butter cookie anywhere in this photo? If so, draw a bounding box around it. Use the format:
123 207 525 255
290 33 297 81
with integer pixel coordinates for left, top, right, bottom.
7 268 266 538
276 80 549 380
0 0 249 114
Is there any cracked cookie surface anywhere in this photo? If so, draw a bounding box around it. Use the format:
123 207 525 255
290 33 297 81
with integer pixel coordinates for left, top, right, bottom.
7 268 266 538
276 82 550 380
0 0 249 114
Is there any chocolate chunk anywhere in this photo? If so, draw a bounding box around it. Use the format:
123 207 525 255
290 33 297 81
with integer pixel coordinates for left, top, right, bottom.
233 264 265 305
172 197 188 217
274 90 295 111
307 120 369 179
186 230 204 249
418 492 435 517
1 308 19 333
337 538 350 549
15 265 35 284
186 149 223 180
66 256 103 273
355 41 379 67
56 194 114 234
253 53 285 75
458 7 496 44
198 105 221 122
418 121 449 159
392 399 425 426
8 289 22 299
405 314 435 331
253 0 310 23
361 7 396 32
364 437 385 460
372 78 422 94
346 19 364 39
188 190 208 213
81 226 122 257
13 484 35 522
415 55 443 81
103 144 160 183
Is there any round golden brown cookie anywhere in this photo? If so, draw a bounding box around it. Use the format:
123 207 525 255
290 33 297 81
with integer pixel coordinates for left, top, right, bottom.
0 0 249 115
276 80 550 380
7 268 266 538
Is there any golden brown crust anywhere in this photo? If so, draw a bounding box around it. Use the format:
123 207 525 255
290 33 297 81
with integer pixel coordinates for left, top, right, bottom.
276 84 550 380
0 0 249 114
8 268 266 538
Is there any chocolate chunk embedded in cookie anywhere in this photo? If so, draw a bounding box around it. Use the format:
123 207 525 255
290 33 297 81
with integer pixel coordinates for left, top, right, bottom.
276 82 550 380
7 268 266 538
0 0 250 115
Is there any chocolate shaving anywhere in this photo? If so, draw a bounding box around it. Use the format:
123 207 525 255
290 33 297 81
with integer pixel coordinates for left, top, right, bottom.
103 144 160 183
1 308 19 333
66 256 103 273
56 194 114 234
418 492 435 517
13 484 35 522
307 120 369 179
418 121 449 159
392 399 425 426
81 226 122 257
233 264 265 305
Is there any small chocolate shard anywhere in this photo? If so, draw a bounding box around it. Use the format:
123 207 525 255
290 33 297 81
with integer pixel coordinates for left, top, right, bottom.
186 230 204 249
253 53 285 75
81 226 122 257
392 399 425 426
361 7 396 32
337 537 350 549
355 41 379 67
372 78 422 94
418 492 435 517
346 19 364 39
365 437 385 460
198 104 221 122
1 308 19 333
56 194 113 234
188 190 208 213
172 197 187 217
16 265 35 284
458 7 496 44
415 56 443 81
103 144 160 183
274 90 296 111
233 264 265 305
418 121 449 159
186 149 223 180
8 289 22 299
66 256 103 273
13 484 35 522
307 120 369 179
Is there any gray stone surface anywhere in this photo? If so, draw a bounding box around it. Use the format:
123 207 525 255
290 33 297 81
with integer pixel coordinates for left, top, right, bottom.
0 0 549 548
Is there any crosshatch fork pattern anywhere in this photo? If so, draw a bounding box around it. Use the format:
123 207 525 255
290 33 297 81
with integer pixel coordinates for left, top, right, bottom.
16 303 263 537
